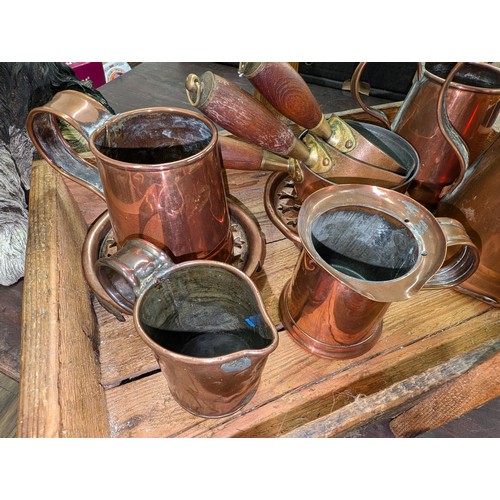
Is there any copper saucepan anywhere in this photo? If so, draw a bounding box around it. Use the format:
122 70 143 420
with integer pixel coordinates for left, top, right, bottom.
185 71 419 202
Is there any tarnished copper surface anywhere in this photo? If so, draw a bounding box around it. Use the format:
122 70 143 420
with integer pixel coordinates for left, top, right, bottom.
352 62 500 208
279 184 479 359
82 200 266 317
436 133 500 306
27 90 233 264
95 239 278 418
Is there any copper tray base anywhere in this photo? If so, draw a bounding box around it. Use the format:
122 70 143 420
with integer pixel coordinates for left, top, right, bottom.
82 199 266 320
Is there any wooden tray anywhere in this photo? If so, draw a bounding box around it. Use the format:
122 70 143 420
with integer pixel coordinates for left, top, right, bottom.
18 105 500 438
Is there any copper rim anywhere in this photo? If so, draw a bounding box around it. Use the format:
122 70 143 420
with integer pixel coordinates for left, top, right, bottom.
82 199 266 317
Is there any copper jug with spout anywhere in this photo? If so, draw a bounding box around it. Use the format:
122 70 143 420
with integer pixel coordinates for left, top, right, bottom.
351 62 500 209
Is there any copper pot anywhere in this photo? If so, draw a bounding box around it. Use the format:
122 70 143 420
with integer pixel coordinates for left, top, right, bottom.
95 238 278 418
351 62 500 209
279 184 480 359
186 72 419 201
26 90 233 263
435 132 500 306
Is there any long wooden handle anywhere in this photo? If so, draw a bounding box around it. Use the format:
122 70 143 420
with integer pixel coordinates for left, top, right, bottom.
185 71 311 163
240 62 331 139
218 136 290 173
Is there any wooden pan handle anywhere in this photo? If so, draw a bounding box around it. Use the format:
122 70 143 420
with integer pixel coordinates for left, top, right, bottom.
240 62 332 139
218 136 290 173
185 71 311 163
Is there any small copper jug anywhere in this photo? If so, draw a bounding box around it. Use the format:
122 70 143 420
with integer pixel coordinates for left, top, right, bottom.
279 184 480 359
95 238 278 418
26 90 233 263
435 132 500 307
351 62 500 208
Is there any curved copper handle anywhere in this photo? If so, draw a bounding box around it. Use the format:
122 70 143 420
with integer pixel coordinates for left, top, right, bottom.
351 63 392 129
95 238 173 313
26 89 115 200
350 62 424 129
185 71 312 164
424 217 479 289
436 62 470 198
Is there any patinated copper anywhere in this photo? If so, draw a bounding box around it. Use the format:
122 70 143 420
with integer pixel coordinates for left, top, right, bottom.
82 200 267 317
26 90 233 264
279 184 480 359
436 133 500 306
351 62 500 208
95 238 278 418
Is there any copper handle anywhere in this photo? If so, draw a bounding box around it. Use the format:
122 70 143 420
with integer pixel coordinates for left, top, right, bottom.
95 239 173 313
350 62 393 129
185 71 312 164
424 217 479 289
26 89 114 200
436 62 470 197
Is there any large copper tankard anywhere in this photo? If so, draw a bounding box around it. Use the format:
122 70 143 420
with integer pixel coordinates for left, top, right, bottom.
279 184 480 359
352 62 500 208
26 90 233 263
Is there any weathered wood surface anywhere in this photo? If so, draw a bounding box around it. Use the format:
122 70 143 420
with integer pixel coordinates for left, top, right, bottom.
17 102 500 438
17 161 109 438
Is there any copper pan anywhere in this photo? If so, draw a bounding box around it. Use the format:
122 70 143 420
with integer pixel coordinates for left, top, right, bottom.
185 72 418 199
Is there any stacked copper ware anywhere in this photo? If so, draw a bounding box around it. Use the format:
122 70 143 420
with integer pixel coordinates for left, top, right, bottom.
26 62 499 418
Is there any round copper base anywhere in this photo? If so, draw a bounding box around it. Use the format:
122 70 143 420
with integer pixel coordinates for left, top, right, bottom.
82 199 266 319
279 281 383 360
264 172 302 246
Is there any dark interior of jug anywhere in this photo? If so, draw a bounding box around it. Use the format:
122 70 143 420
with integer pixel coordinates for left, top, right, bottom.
426 63 500 89
138 265 273 358
93 111 213 164
311 207 419 282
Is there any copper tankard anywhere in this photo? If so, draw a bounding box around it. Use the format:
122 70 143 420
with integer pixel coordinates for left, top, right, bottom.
26 90 233 263
279 184 480 359
95 238 278 418
351 62 500 208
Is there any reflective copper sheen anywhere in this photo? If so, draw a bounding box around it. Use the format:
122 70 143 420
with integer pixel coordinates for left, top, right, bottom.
436 133 500 306
352 62 500 209
95 239 278 418
279 184 479 359
27 90 233 264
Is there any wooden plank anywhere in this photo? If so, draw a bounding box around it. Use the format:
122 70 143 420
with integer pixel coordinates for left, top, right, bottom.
17 162 109 438
389 351 500 437
0 373 19 437
281 339 500 438
104 296 498 437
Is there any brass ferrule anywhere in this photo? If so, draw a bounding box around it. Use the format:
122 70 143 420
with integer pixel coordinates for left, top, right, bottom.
238 62 264 78
326 115 357 152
